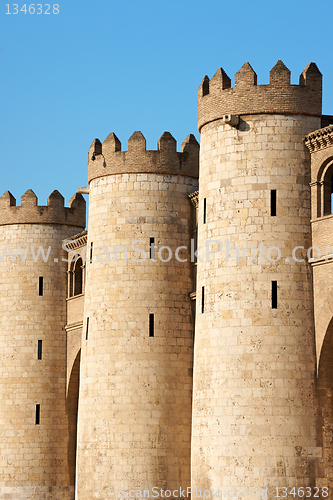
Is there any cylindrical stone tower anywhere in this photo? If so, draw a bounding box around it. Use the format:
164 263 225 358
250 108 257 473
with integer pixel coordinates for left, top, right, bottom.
75 131 199 499
192 62 324 497
0 189 86 500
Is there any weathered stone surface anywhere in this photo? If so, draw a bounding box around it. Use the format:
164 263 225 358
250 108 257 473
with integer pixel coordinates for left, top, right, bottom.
192 113 323 496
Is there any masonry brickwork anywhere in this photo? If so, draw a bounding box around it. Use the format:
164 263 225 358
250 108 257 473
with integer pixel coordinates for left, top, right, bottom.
76 132 198 499
0 191 86 500
1 61 333 500
0 189 85 227
198 61 322 131
88 131 199 182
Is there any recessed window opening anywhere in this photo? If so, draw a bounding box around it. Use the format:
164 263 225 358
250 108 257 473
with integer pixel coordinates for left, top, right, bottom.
90 243 93 263
203 198 207 224
272 281 277 309
37 340 42 360
74 257 83 296
35 404 40 425
39 277 43 296
149 314 154 337
86 317 89 340
271 190 276 216
149 238 155 260
201 286 205 313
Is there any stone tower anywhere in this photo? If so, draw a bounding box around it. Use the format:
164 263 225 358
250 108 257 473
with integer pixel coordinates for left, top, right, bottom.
75 131 199 499
0 189 85 500
192 62 323 497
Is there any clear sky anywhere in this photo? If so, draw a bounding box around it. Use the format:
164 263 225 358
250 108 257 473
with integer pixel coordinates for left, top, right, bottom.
1 0 332 213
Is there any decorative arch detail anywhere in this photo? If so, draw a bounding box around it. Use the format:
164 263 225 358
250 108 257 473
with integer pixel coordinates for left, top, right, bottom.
68 257 85 297
315 156 333 217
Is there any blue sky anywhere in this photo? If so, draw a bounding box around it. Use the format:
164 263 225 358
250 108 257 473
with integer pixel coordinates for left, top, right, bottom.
1 0 332 213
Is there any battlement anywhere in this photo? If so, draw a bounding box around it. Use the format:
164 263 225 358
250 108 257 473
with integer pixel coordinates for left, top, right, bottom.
198 61 322 131
0 189 86 227
88 131 199 183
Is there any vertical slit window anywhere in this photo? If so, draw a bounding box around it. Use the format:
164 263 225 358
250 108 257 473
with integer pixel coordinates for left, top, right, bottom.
39 277 43 296
149 238 155 260
86 317 89 340
272 281 277 309
35 404 40 425
203 198 207 224
201 286 205 313
90 243 93 263
271 190 276 216
37 340 42 360
149 314 154 337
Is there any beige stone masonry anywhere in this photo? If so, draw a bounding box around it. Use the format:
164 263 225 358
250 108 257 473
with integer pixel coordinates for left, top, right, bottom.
76 137 198 499
192 112 323 498
0 219 85 499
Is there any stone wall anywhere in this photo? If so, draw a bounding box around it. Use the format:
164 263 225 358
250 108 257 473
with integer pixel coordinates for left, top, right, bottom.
76 166 198 499
0 220 84 500
192 113 323 498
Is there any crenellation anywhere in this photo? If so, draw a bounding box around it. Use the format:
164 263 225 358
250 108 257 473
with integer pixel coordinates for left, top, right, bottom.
198 61 322 131
128 130 146 151
68 192 86 211
88 131 199 182
181 133 199 156
210 67 231 94
89 137 102 157
48 189 64 207
269 60 290 86
158 131 177 152
0 190 16 207
103 131 122 152
300 62 322 91
0 190 85 227
199 75 209 97
21 189 37 206
235 61 257 87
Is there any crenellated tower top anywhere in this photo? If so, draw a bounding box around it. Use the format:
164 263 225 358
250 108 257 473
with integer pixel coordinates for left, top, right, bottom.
0 189 86 227
88 131 199 183
198 61 322 131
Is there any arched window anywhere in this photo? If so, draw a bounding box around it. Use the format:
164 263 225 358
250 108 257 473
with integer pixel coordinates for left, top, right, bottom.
73 257 83 296
318 159 333 217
